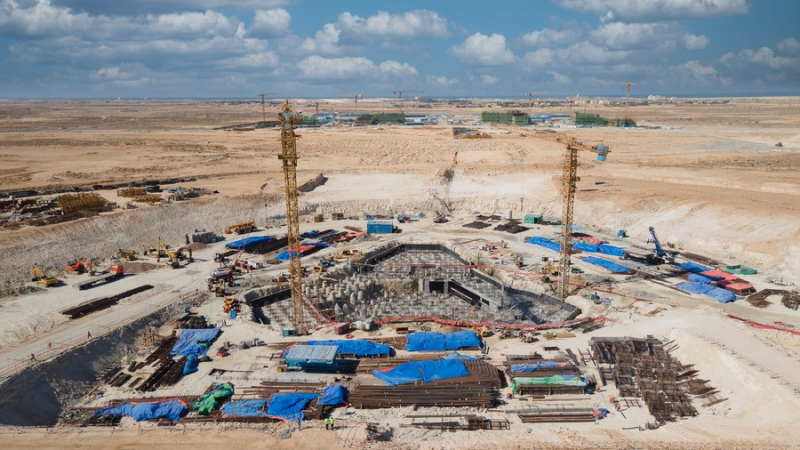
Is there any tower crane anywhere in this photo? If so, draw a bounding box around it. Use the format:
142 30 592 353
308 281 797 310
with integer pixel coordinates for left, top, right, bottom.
278 100 306 335
392 90 422 113
619 82 639 125
258 93 276 122
526 91 543 112
341 94 362 117
530 131 610 298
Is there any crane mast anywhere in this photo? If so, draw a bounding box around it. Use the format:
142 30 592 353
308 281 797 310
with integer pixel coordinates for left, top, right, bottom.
530 131 609 299
278 101 306 334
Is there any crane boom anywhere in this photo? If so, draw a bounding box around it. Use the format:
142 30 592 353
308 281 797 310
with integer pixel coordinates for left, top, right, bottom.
278 101 306 334
531 131 609 298
649 226 665 257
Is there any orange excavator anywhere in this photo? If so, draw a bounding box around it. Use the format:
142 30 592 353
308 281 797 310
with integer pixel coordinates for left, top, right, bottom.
65 259 92 274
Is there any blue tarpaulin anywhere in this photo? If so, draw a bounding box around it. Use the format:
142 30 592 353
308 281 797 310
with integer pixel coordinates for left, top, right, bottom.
574 242 599 253
221 400 268 418
182 354 199 376
373 359 469 386
406 330 481 352
171 328 220 357
597 245 625 257
676 281 715 295
94 399 188 422
580 257 632 274
510 361 572 372
525 236 560 253
225 235 274 250
675 262 711 274
306 340 392 357
318 384 348 406
267 393 320 422
443 352 480 361
688 273 714 284
705 287 737 303
676 281 737 303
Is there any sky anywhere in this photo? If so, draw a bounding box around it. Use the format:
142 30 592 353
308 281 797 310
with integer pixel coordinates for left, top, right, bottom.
0 0 798 99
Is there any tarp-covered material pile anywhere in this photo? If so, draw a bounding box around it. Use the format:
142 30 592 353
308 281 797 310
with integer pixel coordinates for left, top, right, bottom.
406 330 481 352
192 382 234 416
171 328 220 357
443 352 480 361
221 399 268 418
267 393 320 421
579 256 632 274
676 282 737 303
688 273 714 284
511 361 572 372
182 354 199 376
675 261 711 274
276 242 330 261
512 375 587 394
525 236 560 253
94 399 188 422
597 244 625 257
225 236 274 250
318 384 348 406
306 340 392 357
373 359 469 386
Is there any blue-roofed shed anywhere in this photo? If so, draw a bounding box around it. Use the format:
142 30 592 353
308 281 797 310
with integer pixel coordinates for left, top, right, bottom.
285 345 337 369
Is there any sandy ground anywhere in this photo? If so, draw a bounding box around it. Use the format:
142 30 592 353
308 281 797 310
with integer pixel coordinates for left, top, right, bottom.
0 98 799 448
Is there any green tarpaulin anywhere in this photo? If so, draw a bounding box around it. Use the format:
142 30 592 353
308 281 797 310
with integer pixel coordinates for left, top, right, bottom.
512 375 586 394
192 382 234 416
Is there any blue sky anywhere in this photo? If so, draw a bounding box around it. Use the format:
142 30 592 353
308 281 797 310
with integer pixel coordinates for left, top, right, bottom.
0 0 798 98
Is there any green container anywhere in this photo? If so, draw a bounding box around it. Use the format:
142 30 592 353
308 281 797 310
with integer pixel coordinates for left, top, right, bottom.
524 214 543 224
282 328 298 337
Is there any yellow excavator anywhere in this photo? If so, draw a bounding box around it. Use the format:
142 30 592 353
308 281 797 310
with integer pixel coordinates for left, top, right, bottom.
156 237 180 268
31 266 58 287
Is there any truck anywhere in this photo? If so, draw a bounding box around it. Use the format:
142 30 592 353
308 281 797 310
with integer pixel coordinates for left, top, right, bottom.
74 265 124 290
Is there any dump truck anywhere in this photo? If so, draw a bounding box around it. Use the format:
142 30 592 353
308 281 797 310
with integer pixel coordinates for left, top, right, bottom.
224 221 256 235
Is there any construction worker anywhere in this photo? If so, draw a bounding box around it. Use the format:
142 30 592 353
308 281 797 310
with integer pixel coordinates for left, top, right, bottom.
87 331 92 339
330 417 335 430
324 418 331 430
47 341 52 350
30 353 36 362
579 354 586 365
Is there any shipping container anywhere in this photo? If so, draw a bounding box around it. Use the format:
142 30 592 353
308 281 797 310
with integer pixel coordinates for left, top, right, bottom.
333 322 351 335
367 220 394 234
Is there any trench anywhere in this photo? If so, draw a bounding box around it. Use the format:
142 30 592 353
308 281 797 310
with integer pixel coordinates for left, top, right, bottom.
0 302 188 426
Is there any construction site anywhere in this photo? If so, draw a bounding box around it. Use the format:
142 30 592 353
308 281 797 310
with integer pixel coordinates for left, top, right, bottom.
0 95 799 450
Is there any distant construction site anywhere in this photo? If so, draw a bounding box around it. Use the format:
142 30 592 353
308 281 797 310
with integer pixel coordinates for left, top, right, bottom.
0 96 799 450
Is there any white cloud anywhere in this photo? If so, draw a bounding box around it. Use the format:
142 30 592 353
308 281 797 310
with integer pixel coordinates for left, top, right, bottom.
555 0 751 21
338 10 448 39
591 22 705 51
297 23 343 55
777 38 800 55
522 48 555 70
451 33 517 66
521 28 579 47
683 33 710 50
221 51 279 68
548 71 571 84
296 55 417 80
249 8 291 37
481 74 498 85
426 75 459 86
562 41 630 64
670 60 731 87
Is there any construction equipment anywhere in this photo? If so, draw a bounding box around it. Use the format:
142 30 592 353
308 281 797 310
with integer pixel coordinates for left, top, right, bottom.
278 101 306 335
156 237 179 268
74 265 123 290
476 326 491 337
341 94 362 117
526 91 543 113
392 90 422 113
65 259 92 274
258 93 276 122
139 242 167 258
213 279 226 297
31 266 58 287
225 221 256 235
116 249 137 261
648 226 675 264
530 131 609 298
516 256 524 269
223 295 238 313
620 82 639 125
